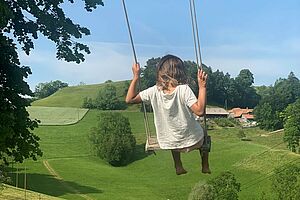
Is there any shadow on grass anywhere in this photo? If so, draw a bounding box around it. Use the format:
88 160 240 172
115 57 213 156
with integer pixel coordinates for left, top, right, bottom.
130 143 151 163
9 172 103 197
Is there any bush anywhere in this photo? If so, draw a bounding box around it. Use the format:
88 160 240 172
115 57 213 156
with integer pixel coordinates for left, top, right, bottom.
214 118 235 127
189 182 214 200
89 112 136 166
82 97 96 109
236 129 246 138
209 171 241 200
82 84 127 110
95 84 124 110
189 171 241 200
271 163 300 199
0 165 11 190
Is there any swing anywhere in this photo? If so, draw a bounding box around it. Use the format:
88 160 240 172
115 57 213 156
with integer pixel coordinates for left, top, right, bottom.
121 0 211 153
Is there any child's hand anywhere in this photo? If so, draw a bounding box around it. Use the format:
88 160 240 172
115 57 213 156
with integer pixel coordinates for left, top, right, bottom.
198 69 208 88
132 63 140 79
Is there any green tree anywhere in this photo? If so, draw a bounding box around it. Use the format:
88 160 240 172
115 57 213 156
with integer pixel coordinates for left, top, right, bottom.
234 69 260 108
35 80 68 99
189 171 241 200
184 61 213 100
271 163 300 199
283 99 300 153
255 85 273 99
254 102 282 130
89 112 136 166
82 97 95 109
0 0 103 164
209 171 241 200
254 72 300 131
0 35 41 164
225 76 239 108
95 84 126 110
141 57 160 89
141 57 260 109
235 69 254 87
274 72 300 110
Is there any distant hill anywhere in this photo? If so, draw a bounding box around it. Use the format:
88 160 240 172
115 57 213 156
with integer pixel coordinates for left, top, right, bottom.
32 81 129 108
31 80 220 111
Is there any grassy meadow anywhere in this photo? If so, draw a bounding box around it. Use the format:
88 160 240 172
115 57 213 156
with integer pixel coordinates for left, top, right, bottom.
9 109 299 200
7 81 299 199
31 81 129 108
0 184 63 200
27 106 89 125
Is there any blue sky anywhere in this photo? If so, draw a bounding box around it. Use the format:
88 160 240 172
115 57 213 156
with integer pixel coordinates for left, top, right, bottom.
19 0 300 90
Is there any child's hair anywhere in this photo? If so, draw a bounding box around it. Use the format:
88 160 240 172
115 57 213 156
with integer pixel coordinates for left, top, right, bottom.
156 54 187 90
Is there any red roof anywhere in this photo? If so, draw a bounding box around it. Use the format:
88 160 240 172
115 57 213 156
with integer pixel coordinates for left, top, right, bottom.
242 114 254 119
229 107 253 118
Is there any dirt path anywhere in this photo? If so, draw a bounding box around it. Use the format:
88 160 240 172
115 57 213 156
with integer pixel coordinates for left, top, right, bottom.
260 129 284 137
43 160 94 200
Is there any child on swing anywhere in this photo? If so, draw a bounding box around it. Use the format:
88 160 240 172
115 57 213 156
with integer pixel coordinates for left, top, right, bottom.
126 54 210 175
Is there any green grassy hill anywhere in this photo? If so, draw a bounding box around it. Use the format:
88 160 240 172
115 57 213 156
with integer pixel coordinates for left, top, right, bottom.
32 81 129 108
9 110 300 200
18 80 300 199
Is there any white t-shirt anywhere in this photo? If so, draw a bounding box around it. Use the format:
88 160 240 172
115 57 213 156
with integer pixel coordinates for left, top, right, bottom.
140 84 204 149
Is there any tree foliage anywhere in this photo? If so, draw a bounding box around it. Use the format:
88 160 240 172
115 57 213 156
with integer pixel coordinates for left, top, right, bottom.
283 99 300 153
189 171 241 200
271 163 300 199
254 102 282 130
82 84 127 110
254 72 300 131
0 164 11 189
1 0 104 63
0 0 103 164
234 69 260 108
208 171 241 200
35 80 68 99
95 84 123 110
0 34 42 164
188 182 214 200
141 57 259 109
89 112 136 166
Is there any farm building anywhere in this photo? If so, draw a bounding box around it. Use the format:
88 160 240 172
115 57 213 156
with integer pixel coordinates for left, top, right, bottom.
228 107 256 126
228 108 254 119
205 107 229 118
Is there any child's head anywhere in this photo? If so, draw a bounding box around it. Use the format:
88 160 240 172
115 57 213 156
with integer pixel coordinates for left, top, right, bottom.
156 54 187 90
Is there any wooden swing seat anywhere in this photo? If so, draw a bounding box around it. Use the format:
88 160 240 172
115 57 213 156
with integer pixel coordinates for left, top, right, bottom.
145 136 161 151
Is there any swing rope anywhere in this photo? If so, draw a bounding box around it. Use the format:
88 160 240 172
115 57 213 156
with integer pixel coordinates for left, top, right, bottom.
189 0 210 151
121 0 152 142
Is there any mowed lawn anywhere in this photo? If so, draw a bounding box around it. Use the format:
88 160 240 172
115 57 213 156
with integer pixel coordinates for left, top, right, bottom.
10 110 299 200
27 106 89 125
0 184 63 200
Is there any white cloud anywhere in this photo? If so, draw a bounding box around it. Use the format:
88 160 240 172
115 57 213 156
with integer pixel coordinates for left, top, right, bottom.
20 40 300 90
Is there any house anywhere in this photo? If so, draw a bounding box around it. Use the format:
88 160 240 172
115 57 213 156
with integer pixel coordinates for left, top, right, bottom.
206 107 229 118
228 108 253 118
228 107 256 126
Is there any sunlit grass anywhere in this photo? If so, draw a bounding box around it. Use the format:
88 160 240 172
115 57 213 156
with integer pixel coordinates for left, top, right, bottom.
27 106 89 125
8 110 299 200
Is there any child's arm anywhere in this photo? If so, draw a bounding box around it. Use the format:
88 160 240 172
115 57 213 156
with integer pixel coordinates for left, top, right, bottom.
190 69 208 116
125 63 142 104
